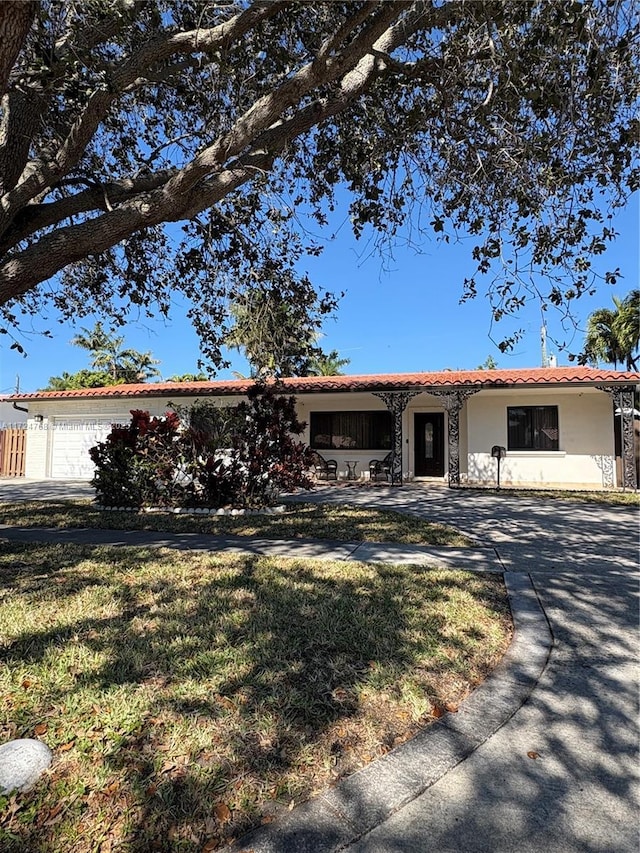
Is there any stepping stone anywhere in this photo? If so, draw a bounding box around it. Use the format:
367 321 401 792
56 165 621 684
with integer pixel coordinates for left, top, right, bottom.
0 739 53 794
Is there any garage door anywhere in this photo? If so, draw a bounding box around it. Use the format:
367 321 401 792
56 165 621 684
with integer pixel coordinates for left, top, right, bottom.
50 417 123 479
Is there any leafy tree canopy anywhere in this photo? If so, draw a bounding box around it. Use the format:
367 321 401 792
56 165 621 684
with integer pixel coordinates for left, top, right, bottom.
43 321 160 389
476 355 498 370
44 367 116 391
1 1 638 363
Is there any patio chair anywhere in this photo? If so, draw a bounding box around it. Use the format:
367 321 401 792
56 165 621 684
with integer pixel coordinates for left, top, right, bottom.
310 450 338 480
369 452 393 482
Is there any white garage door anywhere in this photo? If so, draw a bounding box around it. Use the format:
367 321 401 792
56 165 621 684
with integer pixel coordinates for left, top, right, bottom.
50 417 123 479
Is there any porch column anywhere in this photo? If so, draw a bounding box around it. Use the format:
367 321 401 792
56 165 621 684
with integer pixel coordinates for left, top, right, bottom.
596 385 637 490
373 391 420 485
429 389 480 487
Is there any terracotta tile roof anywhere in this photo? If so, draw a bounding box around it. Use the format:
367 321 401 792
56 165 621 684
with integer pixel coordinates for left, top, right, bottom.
3 367 638 403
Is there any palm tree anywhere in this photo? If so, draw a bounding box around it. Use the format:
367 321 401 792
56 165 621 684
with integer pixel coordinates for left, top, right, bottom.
306 349 351 376
584 290 639 370
71 322 161 382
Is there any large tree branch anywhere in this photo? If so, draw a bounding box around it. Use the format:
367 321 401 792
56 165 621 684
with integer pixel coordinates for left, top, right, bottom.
0 3 431 302
162 1 409 199
0 0 414 246
0 89 43 198
0 0 410 255
0 1 286 236
53 0 138 59
0 170 177 254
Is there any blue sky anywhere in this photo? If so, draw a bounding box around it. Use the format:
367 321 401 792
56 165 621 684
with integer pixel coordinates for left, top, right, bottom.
1 194 638 394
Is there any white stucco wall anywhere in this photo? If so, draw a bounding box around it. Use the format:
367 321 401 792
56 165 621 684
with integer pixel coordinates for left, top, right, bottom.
20 385 618 488
465 389 615 487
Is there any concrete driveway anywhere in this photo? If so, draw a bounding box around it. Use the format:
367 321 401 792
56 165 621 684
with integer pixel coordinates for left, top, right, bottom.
0 477 93 501
288 484 640 853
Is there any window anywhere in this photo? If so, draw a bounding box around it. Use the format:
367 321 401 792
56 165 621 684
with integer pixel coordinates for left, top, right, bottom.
507 406 559 451
310 411 392 450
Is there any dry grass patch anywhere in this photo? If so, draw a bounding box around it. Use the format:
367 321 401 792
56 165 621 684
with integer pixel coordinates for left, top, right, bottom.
0 500 471 546
462 487 639 507
0 541 510 852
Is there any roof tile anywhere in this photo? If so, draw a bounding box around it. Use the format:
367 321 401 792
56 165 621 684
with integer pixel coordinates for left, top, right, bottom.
3 367 638 403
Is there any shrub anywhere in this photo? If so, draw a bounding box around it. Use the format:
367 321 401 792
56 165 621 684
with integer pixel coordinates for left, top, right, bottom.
232 384 314 506
90 386 314 508
90 410 183 507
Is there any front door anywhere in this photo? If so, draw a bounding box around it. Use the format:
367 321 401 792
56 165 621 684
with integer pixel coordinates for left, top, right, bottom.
414 413 445 477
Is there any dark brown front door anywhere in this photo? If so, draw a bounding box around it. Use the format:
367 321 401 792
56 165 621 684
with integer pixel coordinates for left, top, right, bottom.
414 413 445 477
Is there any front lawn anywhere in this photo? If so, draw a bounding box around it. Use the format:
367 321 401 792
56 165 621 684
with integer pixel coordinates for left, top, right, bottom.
0 500 472 546
0 542 510 852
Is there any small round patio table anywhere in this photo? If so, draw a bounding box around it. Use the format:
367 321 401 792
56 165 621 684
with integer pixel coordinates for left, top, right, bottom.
345 460 359 481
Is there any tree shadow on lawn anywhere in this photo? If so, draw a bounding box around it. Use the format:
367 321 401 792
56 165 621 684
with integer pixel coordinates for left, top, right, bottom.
0 542 505 852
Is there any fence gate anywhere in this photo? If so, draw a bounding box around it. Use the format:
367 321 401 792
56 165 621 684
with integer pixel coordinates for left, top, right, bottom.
0 428 26 477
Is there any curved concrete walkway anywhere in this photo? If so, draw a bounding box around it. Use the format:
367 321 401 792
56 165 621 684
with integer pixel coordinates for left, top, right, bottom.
1 481 638 852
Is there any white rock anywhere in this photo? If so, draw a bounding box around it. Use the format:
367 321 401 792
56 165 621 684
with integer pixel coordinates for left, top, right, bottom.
0 739 53 794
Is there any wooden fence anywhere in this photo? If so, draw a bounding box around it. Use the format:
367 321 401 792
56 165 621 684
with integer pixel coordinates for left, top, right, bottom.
0 428 26 477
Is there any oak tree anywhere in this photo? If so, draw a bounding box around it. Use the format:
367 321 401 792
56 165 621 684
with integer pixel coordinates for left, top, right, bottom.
1 1 637 362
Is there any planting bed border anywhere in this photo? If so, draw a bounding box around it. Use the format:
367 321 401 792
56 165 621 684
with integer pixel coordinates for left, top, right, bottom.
94 504 287 516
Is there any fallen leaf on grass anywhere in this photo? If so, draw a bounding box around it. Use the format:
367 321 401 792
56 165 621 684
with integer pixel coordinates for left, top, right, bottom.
214 803 232 824
202 841 218 852
527 751 541 760
58 740 75 752
36 803 63 827
431 706 445 719
34 723 48 736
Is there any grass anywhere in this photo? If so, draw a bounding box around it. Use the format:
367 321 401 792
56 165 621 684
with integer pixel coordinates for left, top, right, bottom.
0 500 472 546
0 541 511 852
463 487 640 507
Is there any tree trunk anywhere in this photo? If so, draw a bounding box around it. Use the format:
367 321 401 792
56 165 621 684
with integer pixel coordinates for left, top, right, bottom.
0 2 36 99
